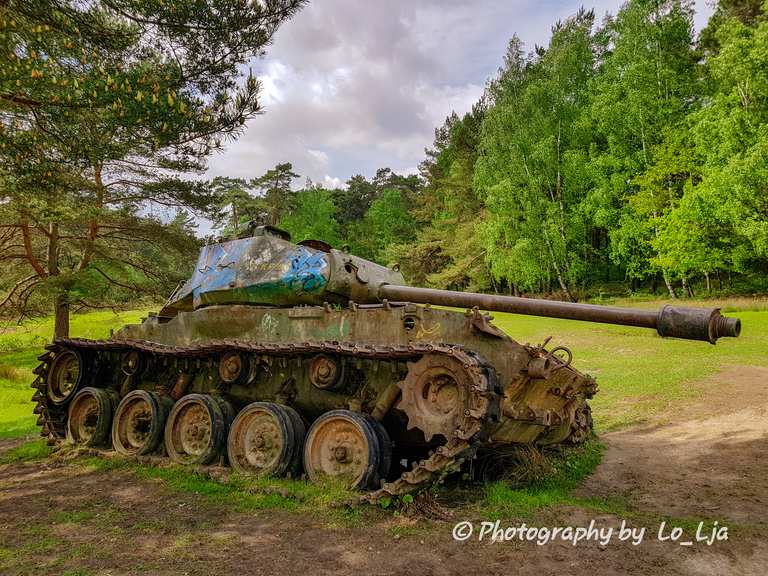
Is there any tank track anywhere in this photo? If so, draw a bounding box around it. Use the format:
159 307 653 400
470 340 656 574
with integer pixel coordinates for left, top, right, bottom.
32 337 500 497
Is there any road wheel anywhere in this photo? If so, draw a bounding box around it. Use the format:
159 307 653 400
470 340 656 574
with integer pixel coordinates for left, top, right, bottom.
164 394 231 465
227 402 305 477
303 410 385 490
365 416 392 482
67 387 119 446
112 390 173 456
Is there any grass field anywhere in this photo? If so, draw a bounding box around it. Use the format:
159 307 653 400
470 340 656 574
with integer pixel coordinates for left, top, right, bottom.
1 300 764 438
0 310 150 439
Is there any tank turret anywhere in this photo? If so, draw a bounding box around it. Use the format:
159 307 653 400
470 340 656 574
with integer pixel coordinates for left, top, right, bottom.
165 226 740 344
161 225 405 314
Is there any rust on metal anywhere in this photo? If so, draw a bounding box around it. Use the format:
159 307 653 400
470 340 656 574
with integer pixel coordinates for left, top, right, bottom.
219 351 246 384
46 349 81 404
304 413 372 486
308 354 342 390
121 350 142 376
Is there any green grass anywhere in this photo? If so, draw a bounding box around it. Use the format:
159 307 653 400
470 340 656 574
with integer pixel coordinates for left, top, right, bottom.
482 439 616 518
479 297 767 518
0 308 152 352
0 300 765 524
0 524 68 573
49 510 98 525
0 309 150 438
1 300 763 438
0 439 51 464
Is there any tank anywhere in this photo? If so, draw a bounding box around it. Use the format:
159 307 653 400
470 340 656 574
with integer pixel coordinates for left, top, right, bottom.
30 225 741 496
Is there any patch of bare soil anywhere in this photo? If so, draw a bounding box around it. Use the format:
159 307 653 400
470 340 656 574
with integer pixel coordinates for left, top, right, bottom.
577 365 768 574
581 366 768 523
0 366 765 575
0 437 26 454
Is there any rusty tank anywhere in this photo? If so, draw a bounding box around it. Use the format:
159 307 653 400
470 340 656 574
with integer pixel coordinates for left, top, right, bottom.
30 225 741 496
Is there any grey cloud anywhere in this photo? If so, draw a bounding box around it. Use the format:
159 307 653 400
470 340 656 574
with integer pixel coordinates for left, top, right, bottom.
207 0 713 186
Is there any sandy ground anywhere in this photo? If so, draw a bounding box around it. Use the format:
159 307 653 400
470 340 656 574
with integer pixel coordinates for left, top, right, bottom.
0 365 766 575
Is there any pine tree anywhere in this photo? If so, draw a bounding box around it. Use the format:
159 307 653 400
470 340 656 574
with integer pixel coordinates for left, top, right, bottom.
0 0 305 336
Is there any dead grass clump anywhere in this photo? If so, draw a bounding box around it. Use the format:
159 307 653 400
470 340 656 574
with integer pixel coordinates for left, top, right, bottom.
0 364 26 382
474 444 553 487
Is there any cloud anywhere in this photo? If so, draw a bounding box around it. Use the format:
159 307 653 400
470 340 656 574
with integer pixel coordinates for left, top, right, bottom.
207 0 714 187
321 175 344 189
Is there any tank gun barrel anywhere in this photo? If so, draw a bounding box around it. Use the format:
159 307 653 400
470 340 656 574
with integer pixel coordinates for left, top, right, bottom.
377 284 740 344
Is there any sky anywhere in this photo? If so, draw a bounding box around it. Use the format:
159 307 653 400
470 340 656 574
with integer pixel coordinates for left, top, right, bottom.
206 0 715 190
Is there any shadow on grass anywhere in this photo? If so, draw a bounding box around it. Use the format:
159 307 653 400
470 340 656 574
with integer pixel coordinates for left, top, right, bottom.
3 438 611 522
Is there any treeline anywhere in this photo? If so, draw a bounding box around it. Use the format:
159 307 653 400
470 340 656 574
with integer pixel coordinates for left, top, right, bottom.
447 0 768 300
210 165 420 263
232 0 768 300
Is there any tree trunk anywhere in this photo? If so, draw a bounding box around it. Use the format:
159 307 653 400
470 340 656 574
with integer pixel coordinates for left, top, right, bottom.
54 293 69 339
662 272 677 299
682 277 694 298
79 164 103 271
542 228 576 302
705 272 711 293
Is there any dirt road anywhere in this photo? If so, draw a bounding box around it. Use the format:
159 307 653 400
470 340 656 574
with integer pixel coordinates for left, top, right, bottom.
0 366 766 575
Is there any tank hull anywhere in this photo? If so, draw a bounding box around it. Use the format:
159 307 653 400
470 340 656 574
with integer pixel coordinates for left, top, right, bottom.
119 304 596 446
31 303 596 494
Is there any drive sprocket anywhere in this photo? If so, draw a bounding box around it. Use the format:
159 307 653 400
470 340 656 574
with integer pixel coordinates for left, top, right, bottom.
396 355 472 442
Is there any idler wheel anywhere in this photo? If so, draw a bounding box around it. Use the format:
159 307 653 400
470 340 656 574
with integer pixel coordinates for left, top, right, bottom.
112 390 173 456
308 354 343 390
219 352 248 385
46 349 84 405
165 394 232 465
303 410 389 490
67 387 119 446
227 402 305 477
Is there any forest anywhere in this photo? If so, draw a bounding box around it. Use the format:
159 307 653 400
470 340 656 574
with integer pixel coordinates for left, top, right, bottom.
1 0 767 337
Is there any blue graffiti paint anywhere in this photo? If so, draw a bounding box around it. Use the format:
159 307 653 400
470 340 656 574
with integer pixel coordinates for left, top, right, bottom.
286 248 328 292
175 238 330 309
185 240 252 308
